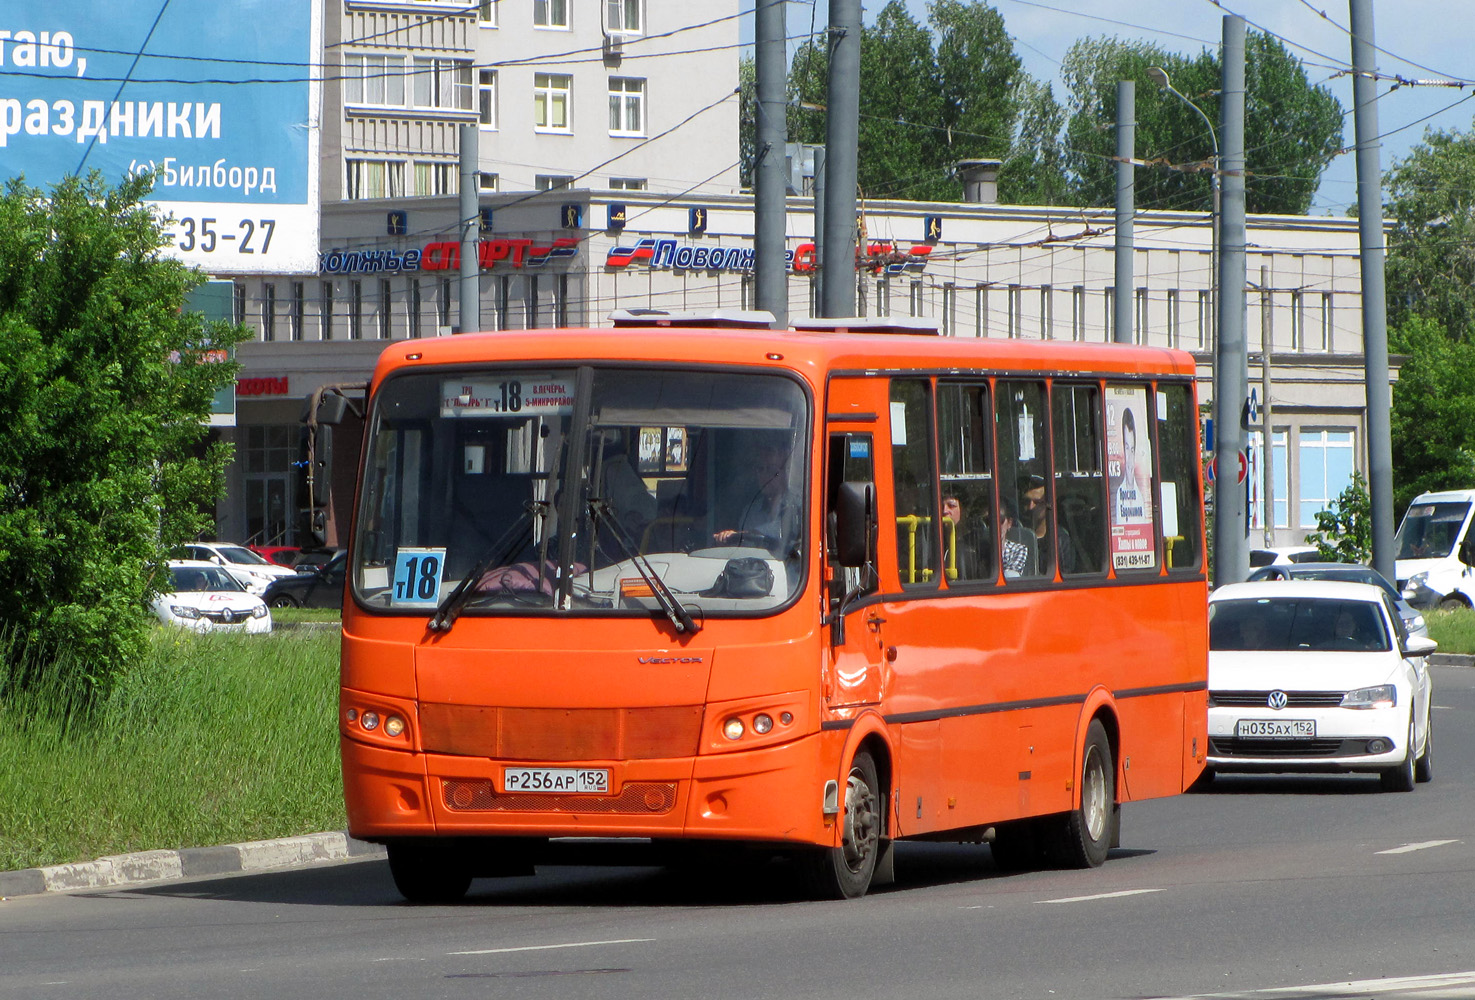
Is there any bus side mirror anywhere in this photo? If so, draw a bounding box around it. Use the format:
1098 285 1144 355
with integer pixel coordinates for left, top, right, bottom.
836 482 874 568
1461 537 1475 568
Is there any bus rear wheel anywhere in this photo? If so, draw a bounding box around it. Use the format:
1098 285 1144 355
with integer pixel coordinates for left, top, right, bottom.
1044 719 1114 869
799 750 881 899
387 841 472 903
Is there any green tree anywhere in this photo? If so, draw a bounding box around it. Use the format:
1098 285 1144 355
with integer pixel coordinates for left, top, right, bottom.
0 172 246 701
1385 124 1475 339
739 55 757 189
1062 31 1343 214
1389 315 1475 511
1304 471 1372 563
788 0 1037 203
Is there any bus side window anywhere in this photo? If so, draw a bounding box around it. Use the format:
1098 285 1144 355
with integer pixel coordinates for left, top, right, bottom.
937 381 995 584
996 380 1050 580
1051 382 1108 576
1156 382 1203 571
890 378 939 588
827 432 877 597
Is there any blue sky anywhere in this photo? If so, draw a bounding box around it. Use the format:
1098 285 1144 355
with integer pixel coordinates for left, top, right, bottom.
771 0 1475 214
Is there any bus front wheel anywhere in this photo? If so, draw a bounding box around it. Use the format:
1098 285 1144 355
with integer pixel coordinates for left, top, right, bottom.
387 841 472 904
799 750 881 899
1045 719 1114 869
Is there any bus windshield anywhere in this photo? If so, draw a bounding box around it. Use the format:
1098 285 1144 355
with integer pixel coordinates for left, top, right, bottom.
1395 501 1470 560
353 366 809 617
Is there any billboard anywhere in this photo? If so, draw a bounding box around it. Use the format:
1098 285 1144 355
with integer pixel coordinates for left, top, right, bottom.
0 2 321 273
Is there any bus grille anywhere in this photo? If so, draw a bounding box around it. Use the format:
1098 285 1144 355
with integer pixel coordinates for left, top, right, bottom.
418 704 704 760
442 779 678 814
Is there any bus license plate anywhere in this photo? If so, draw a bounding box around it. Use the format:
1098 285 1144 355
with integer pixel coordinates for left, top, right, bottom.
502 767 610 794
1236 719 1315 738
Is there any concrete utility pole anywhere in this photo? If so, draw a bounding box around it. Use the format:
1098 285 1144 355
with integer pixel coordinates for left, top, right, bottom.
820 0 860 317
1213 14 1249 585
1350 0 1396 581
1114 80 1135 344
754 0 788 328
1261 264 1275 546
458 124 480 333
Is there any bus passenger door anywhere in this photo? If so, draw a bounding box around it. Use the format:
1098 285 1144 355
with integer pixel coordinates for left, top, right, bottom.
825 429 885 710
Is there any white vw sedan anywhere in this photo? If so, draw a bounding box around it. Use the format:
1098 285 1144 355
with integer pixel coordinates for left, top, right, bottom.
1207 580 1435 791
152 560 273 634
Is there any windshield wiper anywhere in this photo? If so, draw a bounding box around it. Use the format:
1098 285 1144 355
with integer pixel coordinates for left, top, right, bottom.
587 498 701 635
427 502 541 633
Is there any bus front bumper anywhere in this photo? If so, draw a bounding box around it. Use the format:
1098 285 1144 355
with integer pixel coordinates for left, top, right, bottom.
342 730 840 848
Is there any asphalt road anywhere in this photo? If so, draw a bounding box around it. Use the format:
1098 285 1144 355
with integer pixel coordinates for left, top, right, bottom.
3 668 1474 1000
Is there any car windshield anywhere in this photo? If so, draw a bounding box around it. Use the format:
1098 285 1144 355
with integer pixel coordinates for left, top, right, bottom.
1287 566 1399 602
217 545 271 566
1210 597 1390 653
352 366 809 618
1395 501 1469 560
169 565 245 592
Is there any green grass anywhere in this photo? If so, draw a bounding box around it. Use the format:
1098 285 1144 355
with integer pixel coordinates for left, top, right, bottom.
0 629 344 872
270 606 341 624
1425 608 1475 655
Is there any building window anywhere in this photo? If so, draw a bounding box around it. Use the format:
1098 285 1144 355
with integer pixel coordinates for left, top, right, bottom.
413 161 457 196
555 273 569 327
478 69 497 128
479 171 500 191
233 282 246 324
536 174 574 191
525 275 540 329
349 280 363 340
1071 285 1085 341
409 279 422 338
412 58 473 111
534 0 569 28
1197 290 1212 349
606 0 642 34
534 73 572 131
478 0 497 26
609 176 645 191
608 77 644 135
378 279 393 339
342 53 405 107
345 159 405 200
1298 428 1355 529
439 277 453 329
1166 288 1180 348
261 283 276 341
288 281 304 341
320 281 334 340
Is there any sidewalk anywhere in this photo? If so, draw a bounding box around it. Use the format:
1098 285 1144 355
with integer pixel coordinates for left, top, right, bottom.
0 831 384 899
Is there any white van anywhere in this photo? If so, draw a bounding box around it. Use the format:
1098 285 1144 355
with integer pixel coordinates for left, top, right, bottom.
1395 489 1475 609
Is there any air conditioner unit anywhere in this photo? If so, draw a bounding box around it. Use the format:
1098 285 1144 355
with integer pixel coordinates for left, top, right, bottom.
602 34 623 63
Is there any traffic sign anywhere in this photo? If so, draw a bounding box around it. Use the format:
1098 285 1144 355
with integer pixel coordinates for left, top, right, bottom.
1237 450 1248 485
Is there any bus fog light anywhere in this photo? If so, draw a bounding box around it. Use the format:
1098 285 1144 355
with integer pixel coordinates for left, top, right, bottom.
723 718 744 740
780 712 793 726
361 711 380 731
753 713 774 734
384 715 406 737
346 708 358 722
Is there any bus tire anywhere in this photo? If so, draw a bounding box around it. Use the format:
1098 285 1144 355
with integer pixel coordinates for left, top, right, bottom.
799 750 881 899
387 841 472 903
1045 719 1114 869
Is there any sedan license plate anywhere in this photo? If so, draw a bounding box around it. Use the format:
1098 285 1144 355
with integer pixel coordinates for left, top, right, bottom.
1236 718 1316 739
502 767 609 794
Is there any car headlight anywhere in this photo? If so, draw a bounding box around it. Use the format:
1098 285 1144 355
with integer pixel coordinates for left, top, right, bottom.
1341 684 1397 709
169 605 202 619
1404 572 1427 597
251 605 268 619
1410 614 1426 632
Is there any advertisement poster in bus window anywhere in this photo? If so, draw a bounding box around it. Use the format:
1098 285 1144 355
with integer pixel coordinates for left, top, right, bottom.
638 427 664 474
1107 386 1156 570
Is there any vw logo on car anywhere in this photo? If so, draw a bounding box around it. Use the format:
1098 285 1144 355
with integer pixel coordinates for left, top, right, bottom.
1267 690 1288 710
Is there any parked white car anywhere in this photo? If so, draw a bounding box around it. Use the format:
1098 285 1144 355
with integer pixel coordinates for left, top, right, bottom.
182 542 298 596
1206 580 1435 791
1394 489 1475 609
152 561 273 634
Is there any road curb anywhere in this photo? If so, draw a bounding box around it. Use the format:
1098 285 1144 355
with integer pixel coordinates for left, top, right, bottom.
0 831 384 899
1430 652 1475 667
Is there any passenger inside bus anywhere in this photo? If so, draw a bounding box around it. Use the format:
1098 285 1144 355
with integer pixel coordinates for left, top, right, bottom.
942 495 993 581
1000 498 1037 578
1022 473 1072 575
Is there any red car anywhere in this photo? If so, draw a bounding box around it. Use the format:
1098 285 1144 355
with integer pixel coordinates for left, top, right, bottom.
249 545 302 569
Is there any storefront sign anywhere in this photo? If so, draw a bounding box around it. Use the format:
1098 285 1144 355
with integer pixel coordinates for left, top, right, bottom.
605 238 932 276
237 376 289 396
318 237 579 275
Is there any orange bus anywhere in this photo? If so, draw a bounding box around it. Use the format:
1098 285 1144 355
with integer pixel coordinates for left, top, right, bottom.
340 313 1208 901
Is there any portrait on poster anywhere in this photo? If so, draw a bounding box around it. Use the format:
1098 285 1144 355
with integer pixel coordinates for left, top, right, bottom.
664 426 688 472
1106 386 1157 570
637 427 665 475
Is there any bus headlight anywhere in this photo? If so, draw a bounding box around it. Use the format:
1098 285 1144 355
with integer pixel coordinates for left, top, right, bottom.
752 713 774 735
723 718 745 740
384 715 406 738
361 711 380 730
